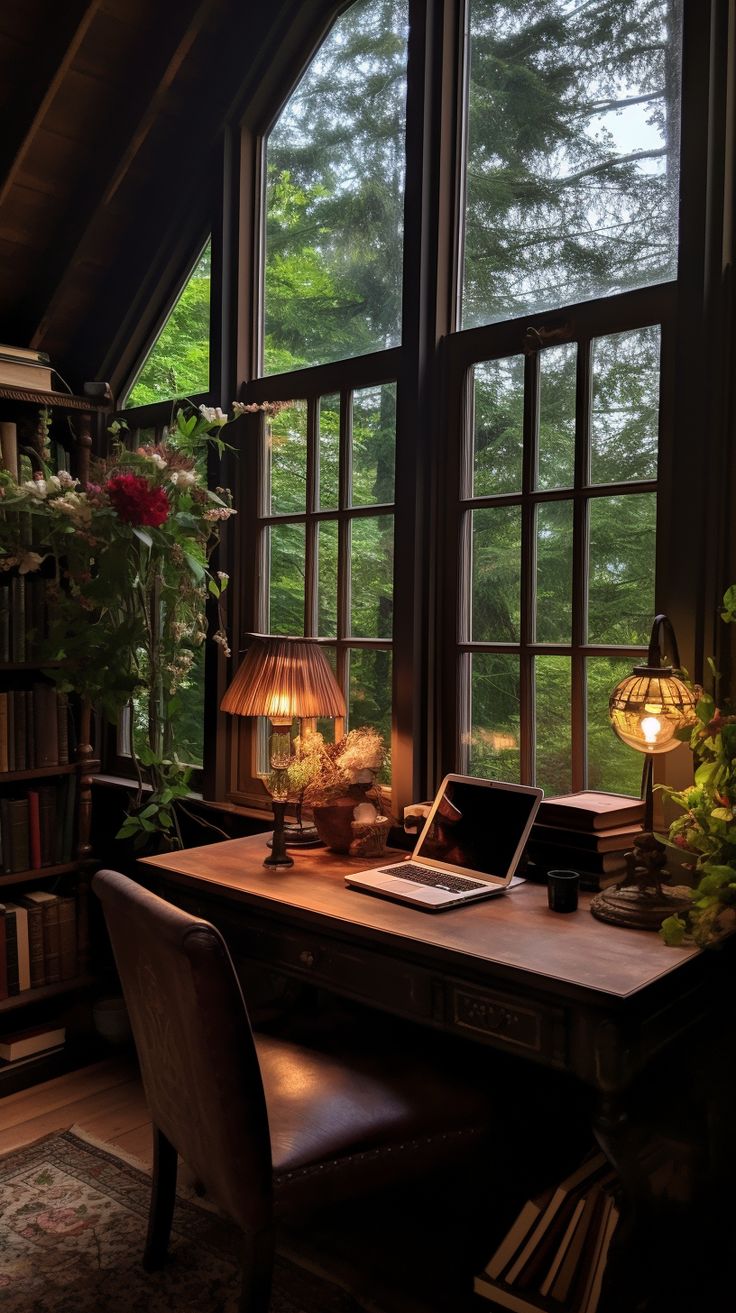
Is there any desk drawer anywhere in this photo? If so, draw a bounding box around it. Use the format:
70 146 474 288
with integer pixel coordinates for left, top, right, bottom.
446 980 567 1066
242 920 434 1021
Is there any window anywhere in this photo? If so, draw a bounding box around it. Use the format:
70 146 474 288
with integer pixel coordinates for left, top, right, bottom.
123 240 211 408
441 0 683 797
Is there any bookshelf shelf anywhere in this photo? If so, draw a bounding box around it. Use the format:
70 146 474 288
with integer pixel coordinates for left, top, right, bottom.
0 384 110 411
0 862 79 889
0 974 94 1015
0 763 77 783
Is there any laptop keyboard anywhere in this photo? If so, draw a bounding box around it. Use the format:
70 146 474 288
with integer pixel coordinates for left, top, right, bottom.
380 863 485 893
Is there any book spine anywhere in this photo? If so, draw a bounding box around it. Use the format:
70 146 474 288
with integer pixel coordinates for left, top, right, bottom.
6 798 29 873
10 575 25 662
34 683 59 767
38 786 55 866
6 686 14 770
0 798 10 873
42 900 61 984
57 896 78 980
0 583 9 662
0 421 18 481
62 773 77 862
13 906 30 991
25 687 35 770
4 906 19 995
26 790 41 870
56 692 69 766
24 905 45 988
0 692 8 773
0 909 7 1000
12 689 26 772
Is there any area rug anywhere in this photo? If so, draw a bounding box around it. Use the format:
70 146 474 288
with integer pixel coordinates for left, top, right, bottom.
0 1129 372 1312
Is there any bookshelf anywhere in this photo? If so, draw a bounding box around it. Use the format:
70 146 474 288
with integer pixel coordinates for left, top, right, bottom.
0 386 105 1094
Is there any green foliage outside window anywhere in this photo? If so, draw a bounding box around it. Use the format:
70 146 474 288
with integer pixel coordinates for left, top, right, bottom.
124 242 211 408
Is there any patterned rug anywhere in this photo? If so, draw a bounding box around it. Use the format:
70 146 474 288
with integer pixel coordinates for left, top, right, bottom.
0 1129 373 1312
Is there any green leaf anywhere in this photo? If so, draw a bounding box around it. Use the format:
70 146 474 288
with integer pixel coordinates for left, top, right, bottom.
132 527 153 549
184 552 205 582
659 914 687 947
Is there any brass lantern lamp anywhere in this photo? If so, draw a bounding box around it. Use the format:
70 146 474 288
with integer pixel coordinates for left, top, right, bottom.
591 614 698 930
220 636 346 869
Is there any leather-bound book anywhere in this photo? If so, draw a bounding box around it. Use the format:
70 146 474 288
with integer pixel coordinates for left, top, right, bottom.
3 797 29 873
23 891 60 984
37 785 56 866
19 894 45 988
25 687 35 769
12 689 26 772
0 692 8 773
56 691 69 766
3 902 30 992
0 908 7 1000
0 583 9 663
62 774 77 862
26 789 41 869
57 895 78 980
33 683 59 767
10 574 25 663
3 903 19 995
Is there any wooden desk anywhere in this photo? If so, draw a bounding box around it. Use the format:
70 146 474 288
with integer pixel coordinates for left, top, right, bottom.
139 835 727 1312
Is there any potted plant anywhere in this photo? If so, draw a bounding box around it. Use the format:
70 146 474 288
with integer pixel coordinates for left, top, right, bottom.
274 727 391 854
660 586 736 946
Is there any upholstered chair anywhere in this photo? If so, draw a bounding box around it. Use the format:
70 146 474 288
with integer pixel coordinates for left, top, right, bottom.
93 869 496 1312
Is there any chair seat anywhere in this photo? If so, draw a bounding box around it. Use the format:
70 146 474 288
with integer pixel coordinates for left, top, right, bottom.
256 1031 493 1181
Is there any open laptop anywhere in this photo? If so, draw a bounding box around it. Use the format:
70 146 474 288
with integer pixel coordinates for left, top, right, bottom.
345 774 543 910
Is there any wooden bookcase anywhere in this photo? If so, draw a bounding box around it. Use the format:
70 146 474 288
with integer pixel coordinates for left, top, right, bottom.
0 385 107 1094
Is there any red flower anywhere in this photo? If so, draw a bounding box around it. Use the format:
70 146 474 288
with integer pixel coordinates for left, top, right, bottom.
106 474 170 527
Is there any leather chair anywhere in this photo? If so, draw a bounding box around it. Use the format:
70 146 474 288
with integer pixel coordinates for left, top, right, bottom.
93 869 496 1312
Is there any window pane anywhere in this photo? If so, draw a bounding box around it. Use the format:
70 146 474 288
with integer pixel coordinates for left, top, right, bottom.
320 393 340 509
269 400 307 515
264 0 409 374
473 357 523 495
535 656 572 795
316 645 339 741
472 506 521 642
587 657 642 795
587 494 656 644
350 516 394 638
591 327 661 484
536 501 573 643
124 241 210 407
269 523 305 635
349 648 392 777
469 653 520 781
463 1 682 328
352 383 396 506
537 344 576 491
318 521 338 637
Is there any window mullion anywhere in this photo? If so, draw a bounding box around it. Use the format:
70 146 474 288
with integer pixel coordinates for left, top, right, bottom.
520 351 539 784
571 337 592 790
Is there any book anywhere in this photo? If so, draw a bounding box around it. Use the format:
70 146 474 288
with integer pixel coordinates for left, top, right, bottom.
549 1181 605 1304
538 1195 586 1297
0 421 18 480
38 784 57 866
504 1152 607 1285
0 343 50 363
3 902 30 991
57 691 69 765
10 575 25 662
0 909 6 1001
57 895 78 980
2 797 29 873
474 1273 552 1312
0 1045 64 1072
528 844 629 876
0 585 9 662
578 1194 619 1313
12 690 27 772
2 903 19 995
530 822 643 854
536 792 645 832
485 1189 555 1280
33 682 59 767
22 890 60 983
0 358 53 391
0 692 8 773
26 789 41 869
0 1023 65 1062
19 894 45 988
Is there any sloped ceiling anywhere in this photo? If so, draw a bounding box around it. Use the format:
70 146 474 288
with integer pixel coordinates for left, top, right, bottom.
0 0 334 393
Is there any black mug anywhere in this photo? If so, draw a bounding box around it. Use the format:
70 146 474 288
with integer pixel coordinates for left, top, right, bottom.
547 869 579 913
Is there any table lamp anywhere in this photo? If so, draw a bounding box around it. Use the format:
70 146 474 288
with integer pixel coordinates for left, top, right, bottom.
220 635 346 869
590 613 698 929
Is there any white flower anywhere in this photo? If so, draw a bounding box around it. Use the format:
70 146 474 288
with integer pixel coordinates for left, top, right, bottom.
169 469 197 487
58 470 78 489
217 571 229 582
50 490 92 527
17 550 46 575
199 405 228 426
203 506 236 521
150 453 167 470
22 478 47 499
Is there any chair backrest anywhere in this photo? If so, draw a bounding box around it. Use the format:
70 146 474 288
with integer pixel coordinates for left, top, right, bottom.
93 869 273 1231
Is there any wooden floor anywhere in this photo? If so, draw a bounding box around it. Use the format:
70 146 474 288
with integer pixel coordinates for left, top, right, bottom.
0 1054 153 1164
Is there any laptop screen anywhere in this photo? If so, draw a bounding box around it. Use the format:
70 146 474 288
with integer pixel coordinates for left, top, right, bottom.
415 778 539 880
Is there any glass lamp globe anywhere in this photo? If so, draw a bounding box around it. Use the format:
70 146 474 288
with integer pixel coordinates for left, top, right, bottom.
609 668 697 755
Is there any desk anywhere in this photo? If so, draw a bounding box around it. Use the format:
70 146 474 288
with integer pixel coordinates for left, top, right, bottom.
139 835 727 1311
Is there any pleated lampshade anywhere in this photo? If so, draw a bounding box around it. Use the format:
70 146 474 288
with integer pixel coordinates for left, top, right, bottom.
220 636 346 723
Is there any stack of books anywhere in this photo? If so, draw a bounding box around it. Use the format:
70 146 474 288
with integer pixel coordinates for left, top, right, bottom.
526 792 646 892
0 1023 66 1071
0 776 78 872
474 1151 619 1313
0 344 53 393
0 891 79 997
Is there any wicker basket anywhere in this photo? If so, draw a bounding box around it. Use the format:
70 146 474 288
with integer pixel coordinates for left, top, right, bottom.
349 815 390 858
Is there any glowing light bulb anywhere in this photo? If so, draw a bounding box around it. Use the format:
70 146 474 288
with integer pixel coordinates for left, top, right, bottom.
640 715 662 745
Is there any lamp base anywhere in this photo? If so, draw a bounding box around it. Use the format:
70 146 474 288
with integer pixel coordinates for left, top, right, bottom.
267 822 324 850
590 831 691 930
263 800 294 869
590 885 691 931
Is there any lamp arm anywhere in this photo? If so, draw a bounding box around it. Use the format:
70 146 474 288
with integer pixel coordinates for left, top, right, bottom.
647 613 682 670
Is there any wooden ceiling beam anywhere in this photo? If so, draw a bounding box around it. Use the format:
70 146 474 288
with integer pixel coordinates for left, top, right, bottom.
22 0 220 349
0 0 103 211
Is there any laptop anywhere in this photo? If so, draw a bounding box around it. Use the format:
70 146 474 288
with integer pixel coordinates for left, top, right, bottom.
345 774 543 910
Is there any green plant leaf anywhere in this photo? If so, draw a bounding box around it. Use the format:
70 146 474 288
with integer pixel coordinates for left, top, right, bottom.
132 527 153 549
